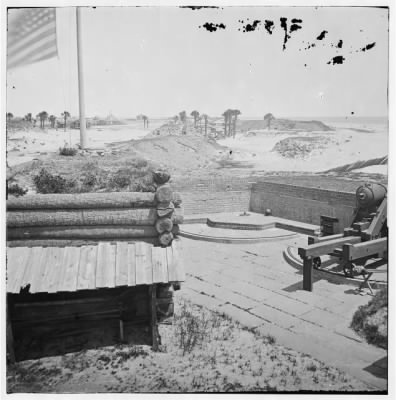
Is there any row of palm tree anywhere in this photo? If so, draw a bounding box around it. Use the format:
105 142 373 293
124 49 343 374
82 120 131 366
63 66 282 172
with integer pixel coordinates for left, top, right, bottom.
21 111 71 130
264 113 275 129
142 115 149 128
222 109 241 138
190 111 210 136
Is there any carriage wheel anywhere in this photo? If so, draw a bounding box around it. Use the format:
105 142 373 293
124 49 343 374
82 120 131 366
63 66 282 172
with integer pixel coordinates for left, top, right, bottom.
313 257 322 270
343 262 355 277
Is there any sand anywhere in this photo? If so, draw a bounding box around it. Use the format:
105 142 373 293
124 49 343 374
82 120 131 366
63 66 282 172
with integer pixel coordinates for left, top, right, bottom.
6 120 166 167
218 122 388 173
7 118 388 177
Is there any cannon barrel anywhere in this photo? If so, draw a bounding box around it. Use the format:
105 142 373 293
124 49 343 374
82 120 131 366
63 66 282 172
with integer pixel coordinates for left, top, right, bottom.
356 183 387 208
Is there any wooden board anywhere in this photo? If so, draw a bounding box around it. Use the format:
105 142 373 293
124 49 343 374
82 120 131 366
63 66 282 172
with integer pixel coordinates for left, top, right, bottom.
127 243 136 287
6 241 182 294
59 247 81 292
343 237 388 261
167 240 185 282
77 245 97 290
115 242 129 287
6 247 31 293
298 236 361 258
96 242 116 288
45 247 65 293
152 246 168 283
135 242 153 285
29 247 53 293
19 247 43 292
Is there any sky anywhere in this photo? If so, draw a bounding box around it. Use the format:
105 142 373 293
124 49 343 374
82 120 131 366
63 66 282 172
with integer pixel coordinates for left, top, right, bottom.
6 5 389 119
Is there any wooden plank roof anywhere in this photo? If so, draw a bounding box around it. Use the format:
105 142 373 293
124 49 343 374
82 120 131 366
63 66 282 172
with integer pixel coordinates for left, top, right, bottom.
6 241 184 295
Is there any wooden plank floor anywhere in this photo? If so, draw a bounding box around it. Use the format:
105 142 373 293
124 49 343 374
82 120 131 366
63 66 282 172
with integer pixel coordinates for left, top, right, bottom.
6 241 184 295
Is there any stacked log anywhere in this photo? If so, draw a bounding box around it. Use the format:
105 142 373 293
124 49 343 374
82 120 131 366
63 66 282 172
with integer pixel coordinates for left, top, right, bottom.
6 171 183 247
153 171 183 247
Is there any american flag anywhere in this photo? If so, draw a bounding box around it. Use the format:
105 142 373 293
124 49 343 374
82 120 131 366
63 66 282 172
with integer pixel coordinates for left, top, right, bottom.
7 8 58 70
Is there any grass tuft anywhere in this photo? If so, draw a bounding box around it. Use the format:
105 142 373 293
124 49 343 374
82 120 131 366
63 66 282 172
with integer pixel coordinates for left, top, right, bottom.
59 146 78 156
351 288 388 349
33 168 76 194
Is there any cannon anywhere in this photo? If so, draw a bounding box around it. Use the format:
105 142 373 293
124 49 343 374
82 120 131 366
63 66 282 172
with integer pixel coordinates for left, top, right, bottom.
298 182 388 291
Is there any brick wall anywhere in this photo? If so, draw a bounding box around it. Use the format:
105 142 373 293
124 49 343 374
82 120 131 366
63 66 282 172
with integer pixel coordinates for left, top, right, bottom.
171 177 256 215
250 181 357 230
171 177 358 230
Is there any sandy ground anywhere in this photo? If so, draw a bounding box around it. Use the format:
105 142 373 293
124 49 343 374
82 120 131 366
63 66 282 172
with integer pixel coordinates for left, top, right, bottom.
6 120 166 167
7 296 371 393
7 118 388 177
218 120 388 173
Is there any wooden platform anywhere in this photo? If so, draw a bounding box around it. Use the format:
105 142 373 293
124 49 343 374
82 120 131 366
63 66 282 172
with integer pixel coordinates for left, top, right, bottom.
6 240 184 295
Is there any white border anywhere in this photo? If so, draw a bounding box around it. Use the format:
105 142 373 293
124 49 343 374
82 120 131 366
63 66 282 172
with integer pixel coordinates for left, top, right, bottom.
1 1 394 400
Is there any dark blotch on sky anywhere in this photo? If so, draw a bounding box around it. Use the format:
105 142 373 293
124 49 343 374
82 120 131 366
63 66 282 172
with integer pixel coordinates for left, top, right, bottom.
264 20 274 34
361 42 376 51
327 55 345 65
290 23 302 33
242 19 261 32
280 17 289 50
303 42 316 50
316 30 328 40
181 6 219 10
337 40 343 48
199 22 226 32
279 17 303 50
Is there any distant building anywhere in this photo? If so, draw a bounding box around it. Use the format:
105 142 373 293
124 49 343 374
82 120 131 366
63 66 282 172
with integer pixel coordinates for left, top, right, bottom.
70 118 91 129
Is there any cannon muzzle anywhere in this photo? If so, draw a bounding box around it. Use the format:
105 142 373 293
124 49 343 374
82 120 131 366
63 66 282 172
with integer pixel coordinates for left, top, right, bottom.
356 183 387 208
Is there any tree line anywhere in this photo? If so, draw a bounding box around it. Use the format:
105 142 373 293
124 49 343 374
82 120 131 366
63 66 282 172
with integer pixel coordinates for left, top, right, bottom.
173 109 275 137
6 111 71 130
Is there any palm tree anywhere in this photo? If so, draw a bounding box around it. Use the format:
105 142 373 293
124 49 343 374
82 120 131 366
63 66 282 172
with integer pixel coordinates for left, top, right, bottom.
222 110 229 137
24 113 32 122
6 113 14 123
232 109 241 138
190 110 200 128
179 111 186 123
61 111 70 131
49 115 56 128
264 113 275 130
179 111 187 134
38 111 48 129
142 115 148 128
201 114 208 136
227 109 234 137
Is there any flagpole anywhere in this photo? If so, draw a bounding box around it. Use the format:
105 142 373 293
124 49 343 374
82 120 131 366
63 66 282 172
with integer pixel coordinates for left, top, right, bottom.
76 7 87 149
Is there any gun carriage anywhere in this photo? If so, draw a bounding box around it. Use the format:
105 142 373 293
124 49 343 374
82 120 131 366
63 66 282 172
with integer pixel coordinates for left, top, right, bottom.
298 183 388 291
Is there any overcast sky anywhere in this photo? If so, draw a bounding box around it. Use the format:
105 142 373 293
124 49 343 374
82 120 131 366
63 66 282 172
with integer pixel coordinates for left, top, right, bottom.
6 6 389 119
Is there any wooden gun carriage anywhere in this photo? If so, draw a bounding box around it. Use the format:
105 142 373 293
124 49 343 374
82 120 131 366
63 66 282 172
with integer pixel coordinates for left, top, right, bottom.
298 183 388 291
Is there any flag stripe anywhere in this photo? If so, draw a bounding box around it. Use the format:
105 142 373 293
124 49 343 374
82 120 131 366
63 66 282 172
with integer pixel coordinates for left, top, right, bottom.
7 8 57 70
8 25 56 57
8 47 58 70
8 40 57 70
8 33 56 64
8 15 56 42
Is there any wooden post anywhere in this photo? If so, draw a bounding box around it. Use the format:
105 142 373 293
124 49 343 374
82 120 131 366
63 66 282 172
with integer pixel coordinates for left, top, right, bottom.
150 284 159 351
76 7 87 149
303 257 313 292
119 319 125 342
6 299 16 364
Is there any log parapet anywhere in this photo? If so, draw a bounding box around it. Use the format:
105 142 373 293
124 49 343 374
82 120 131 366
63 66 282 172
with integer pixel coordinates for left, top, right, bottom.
6 171 183 246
